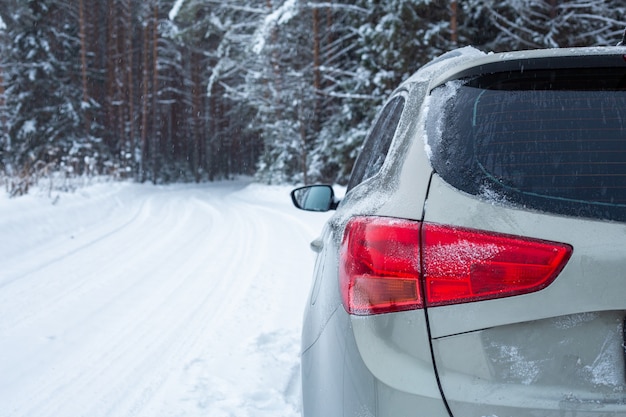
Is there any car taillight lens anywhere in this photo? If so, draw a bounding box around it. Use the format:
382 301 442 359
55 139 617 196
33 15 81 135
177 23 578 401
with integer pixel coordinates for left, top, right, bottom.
422 223 573 306
339 217 422 315
339 217 573 315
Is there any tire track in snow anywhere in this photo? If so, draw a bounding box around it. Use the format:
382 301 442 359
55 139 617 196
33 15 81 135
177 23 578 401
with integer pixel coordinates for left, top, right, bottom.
1 190 213 416
0 189 199 334
0 182 328 417
100 192 272 416
159 192 320 417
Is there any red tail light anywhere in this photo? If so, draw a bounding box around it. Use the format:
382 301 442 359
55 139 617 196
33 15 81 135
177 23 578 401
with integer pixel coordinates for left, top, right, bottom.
422 223 573 306
339 217 422 315
339 217 573 315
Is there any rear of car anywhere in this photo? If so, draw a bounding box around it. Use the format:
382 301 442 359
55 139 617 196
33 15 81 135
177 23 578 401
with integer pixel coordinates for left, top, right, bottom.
425 50 626 416
298 47 626 417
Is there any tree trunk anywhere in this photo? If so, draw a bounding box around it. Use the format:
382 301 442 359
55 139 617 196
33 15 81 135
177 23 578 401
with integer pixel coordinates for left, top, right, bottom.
312 6 321 94
266 0 282 117
299 106 308 185
312 1 322 133
141 16 150 182
450 0 458 46
0 66 6 148
548 0 558 19
151 3 160 184
105 0 118 152
124 0 135 167
78 0 90 134
191 51 202 182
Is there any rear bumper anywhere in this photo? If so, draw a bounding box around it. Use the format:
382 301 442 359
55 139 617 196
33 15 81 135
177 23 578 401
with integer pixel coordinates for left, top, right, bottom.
431 311 626 417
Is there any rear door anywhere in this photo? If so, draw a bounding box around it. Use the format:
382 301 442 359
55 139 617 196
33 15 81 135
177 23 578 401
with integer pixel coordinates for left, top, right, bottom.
422 61 626 417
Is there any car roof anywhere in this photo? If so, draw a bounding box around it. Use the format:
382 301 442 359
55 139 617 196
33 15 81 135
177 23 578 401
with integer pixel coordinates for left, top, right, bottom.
401 46 626 92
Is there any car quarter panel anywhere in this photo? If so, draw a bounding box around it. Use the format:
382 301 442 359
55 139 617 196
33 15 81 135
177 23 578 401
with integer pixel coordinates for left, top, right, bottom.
300 78 441 416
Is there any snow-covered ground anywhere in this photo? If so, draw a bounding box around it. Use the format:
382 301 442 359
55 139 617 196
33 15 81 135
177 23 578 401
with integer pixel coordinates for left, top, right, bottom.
0 179 332 417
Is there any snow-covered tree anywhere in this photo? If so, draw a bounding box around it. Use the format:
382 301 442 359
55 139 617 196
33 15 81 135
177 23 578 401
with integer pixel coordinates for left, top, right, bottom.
164 0 266 182
2 0 624 194
249 0 310 184
4 0 100 195
488 0 626 50
307 0 456 185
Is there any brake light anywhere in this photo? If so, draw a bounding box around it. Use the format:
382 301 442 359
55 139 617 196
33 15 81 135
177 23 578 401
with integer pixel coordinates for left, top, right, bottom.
422 224 573 306
339 217 422 315
339 217 573 315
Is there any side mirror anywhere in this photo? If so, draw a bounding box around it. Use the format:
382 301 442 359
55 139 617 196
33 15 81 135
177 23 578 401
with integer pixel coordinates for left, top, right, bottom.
290 185 338 212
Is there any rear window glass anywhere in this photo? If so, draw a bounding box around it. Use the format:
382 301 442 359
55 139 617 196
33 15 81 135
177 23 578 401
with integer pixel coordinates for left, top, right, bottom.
427 67 626 222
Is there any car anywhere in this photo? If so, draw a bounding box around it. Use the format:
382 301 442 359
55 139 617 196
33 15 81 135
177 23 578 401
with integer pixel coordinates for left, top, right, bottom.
290 45 626 417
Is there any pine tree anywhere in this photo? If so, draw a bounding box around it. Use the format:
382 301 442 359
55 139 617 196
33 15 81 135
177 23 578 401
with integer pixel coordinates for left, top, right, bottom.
4 0 98 195
488 0 626 50
2 0 624 193
251 0 312 184
308 0 455 185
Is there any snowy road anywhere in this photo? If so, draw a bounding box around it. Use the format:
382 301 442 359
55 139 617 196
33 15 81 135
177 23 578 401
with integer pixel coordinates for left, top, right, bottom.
0 180 330 417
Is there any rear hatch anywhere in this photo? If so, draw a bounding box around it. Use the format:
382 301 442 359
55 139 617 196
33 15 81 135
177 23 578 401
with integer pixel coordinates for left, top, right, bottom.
422 56 626 416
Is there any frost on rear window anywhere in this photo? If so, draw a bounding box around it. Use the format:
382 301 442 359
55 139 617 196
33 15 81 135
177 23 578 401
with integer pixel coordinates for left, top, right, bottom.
426 67 626 222
478 184 510 206
424 80 464 170
412 47 485 164
424 81 463 181
427 78 513 205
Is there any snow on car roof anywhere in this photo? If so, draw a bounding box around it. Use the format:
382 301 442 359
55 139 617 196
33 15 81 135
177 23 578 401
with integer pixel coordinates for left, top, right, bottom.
402 45 626 91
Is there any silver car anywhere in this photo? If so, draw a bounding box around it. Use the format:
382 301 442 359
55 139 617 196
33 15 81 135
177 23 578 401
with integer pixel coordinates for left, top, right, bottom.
291 45 626 417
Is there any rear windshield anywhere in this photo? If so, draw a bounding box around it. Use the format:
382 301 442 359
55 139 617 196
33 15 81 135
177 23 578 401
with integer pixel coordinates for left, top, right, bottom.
427 67 626 222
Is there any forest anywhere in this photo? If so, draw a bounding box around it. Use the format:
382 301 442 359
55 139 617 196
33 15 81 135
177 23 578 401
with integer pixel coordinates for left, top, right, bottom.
0 0 624 196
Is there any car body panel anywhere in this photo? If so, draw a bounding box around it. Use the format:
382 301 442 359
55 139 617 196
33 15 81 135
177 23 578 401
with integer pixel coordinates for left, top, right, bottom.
423 175 626 415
